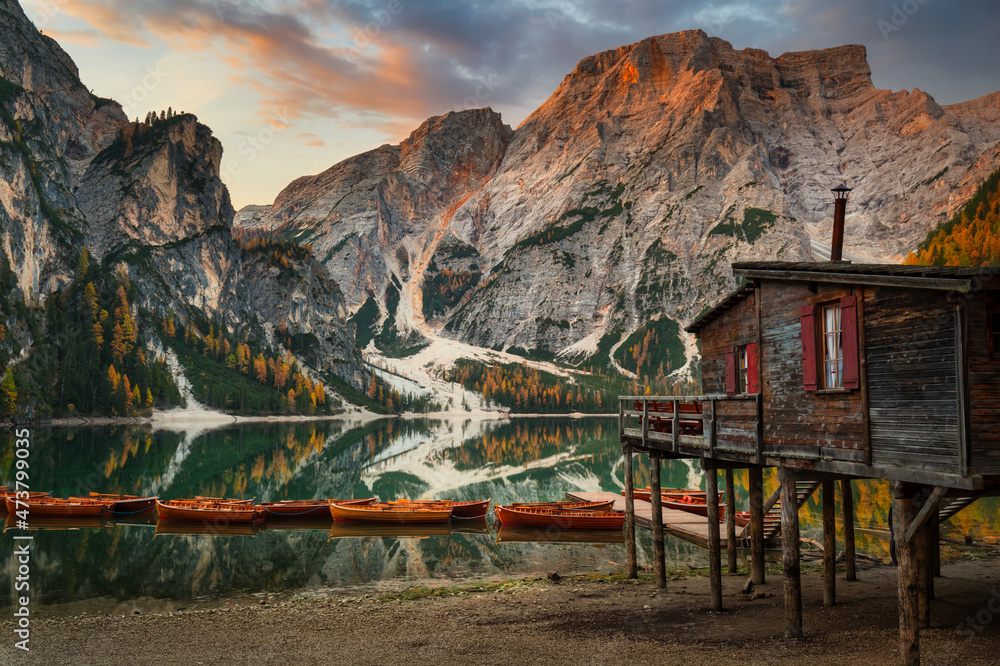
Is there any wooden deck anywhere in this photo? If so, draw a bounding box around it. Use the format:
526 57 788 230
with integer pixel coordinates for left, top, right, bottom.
566 491 728 548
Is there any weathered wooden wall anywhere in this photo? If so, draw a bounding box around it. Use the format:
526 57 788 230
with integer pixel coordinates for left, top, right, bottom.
759 281 865 461
965 294 1000 474
865 287 960 474
700 290 757 395
692 277 1000 482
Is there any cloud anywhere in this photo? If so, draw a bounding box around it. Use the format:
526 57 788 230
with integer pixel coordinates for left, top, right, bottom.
53 0 1000 137
42 28 102 47
297 132 326 148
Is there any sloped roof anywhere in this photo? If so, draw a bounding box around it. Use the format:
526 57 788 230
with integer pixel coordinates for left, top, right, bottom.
685 282 755 333
686 262 998 335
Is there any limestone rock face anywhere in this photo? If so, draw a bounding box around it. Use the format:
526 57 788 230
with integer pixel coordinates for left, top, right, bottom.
248 30 1000 359
261 108 513 334
0 0 126 300
0 1 363 392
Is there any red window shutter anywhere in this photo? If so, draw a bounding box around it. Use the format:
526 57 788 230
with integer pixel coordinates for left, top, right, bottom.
724 346 737 395
800 304 818 392
841 294 860 389
746 343 759 394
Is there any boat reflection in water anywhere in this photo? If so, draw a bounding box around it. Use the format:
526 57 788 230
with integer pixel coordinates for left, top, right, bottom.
4 514 111 532
154 520 262 538
496 525 626 545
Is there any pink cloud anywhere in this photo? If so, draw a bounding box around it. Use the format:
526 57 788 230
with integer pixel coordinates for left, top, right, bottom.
56 0 446 128
297 132 326 148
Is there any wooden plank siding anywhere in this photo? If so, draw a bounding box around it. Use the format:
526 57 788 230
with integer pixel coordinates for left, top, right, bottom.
864 287 961 474
759 281 865 461
700 289 758 396
633 266 1000 488
965 294 1000 473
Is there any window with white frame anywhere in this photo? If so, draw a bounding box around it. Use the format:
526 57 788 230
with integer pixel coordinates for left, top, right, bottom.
822 303 843 389
738 346 749 393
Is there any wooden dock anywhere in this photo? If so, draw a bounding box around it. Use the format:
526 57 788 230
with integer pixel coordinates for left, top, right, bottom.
566 491 729 548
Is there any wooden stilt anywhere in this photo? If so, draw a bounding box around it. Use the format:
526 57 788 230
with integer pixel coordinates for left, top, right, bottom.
891 482 920 666
823 480 836 607
841 478 857 582
623 445 637 579
780 467 802 639
749 466 765 585
931 508 941 579
926 513 936 601
916 519 930 629
706 463 723 611
649 453 666 589
725 468 737 574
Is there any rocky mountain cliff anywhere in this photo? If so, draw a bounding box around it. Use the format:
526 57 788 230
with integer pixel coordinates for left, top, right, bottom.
0 0 364 414
248 30 1000 369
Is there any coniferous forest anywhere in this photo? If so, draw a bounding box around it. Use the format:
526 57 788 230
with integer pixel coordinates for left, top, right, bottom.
906 168 1000 266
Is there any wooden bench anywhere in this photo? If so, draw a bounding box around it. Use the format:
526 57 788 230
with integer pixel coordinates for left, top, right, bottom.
634 400 704 436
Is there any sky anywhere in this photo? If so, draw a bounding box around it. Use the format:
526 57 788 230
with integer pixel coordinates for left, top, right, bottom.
21 0 1000 209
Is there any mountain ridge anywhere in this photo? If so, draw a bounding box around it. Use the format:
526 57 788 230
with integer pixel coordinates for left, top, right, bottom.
0 0 373 417
244 29 1000 372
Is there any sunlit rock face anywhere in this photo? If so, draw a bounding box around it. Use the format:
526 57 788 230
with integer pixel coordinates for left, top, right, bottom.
249 30 1000 360
0 0 364 389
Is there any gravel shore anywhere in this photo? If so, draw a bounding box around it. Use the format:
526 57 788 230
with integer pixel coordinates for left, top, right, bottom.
4 557 1000 665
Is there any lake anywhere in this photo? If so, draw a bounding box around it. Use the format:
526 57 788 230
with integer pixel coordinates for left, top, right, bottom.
1 417 996 611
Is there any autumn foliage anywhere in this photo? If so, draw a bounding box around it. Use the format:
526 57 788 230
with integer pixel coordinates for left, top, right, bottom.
906 168 1000 266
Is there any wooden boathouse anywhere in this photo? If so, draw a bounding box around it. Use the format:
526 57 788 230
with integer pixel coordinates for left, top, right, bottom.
618 257 1000 665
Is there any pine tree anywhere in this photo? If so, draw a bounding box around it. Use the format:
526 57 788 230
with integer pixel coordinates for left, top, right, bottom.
1 369 16 417
78 247 89 276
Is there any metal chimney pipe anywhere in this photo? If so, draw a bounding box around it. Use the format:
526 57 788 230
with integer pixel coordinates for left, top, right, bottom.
830 184 851 262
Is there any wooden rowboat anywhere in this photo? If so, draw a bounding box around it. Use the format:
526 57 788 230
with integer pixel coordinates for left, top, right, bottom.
0 489 53 514
260 497 374 519
193 496 254 505
622 488 720 503
386 499 490 519
156 499 264 524
509 499 614 512
4 496 110 517
71 493 156 513
661 496 752 526
494 504 625 530
329 501 452 525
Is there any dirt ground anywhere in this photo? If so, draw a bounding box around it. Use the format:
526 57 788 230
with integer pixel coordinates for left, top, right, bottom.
4 556 1000 665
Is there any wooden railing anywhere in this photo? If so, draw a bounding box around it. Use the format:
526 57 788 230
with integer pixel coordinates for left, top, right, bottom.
619 394 763 462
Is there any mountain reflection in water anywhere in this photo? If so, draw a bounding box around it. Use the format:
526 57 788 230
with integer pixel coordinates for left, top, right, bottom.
1 417 995 608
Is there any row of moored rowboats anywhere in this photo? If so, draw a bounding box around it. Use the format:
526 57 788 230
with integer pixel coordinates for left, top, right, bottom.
2 487 755 531
0 487 627 529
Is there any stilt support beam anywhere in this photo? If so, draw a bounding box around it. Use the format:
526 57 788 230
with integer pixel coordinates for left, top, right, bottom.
780 467 802 639
841 479 857 582
705 461 723 611
823 480 836 606
725 469 737 574
892 482 921 666
749 466 765 585
623 445 637 579
650 453 666 589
